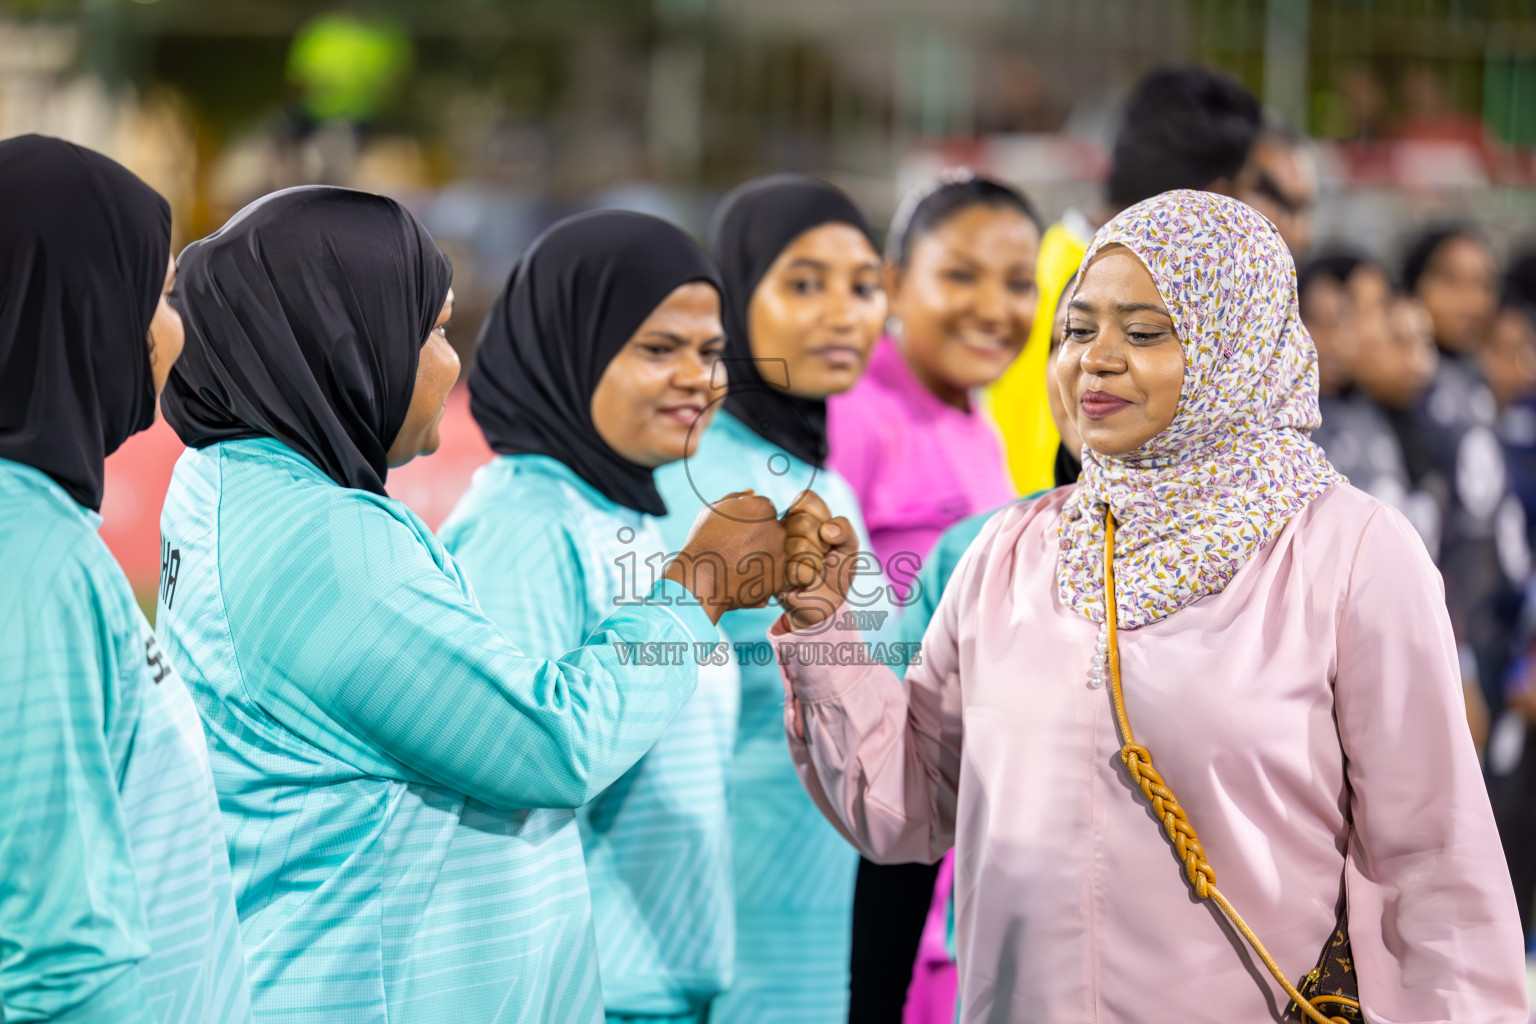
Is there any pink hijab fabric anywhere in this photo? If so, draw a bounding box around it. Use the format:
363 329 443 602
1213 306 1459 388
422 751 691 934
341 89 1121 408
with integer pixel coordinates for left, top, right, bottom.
1057 190 1344 629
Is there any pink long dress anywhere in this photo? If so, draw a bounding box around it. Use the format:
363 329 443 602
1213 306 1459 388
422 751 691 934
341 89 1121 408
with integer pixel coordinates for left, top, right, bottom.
773 484 1528 1023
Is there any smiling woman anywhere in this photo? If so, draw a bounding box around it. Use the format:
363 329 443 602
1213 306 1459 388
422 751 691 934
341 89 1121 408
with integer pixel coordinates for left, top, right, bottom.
883 174 1041 407
824 171 1041 1024
828 172 1039 583
746 221 886 401
154 193 775 1024
653 173 897 1024
442 208 747 1023
1058 244 1185 456
590 280 725 467
386 288 457 466
772 190 1528 1023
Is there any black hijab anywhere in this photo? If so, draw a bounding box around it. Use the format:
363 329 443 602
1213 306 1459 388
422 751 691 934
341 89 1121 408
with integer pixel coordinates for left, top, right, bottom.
709 174 875 468
0 135 171 512
469 209 722 517
163 186 452 495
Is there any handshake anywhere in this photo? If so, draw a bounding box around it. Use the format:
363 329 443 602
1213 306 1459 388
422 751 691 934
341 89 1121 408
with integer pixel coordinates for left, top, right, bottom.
660 490 857 630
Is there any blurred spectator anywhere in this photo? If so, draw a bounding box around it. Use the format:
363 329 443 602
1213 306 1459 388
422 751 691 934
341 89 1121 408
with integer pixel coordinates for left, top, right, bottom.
1339 63 1389 142
1483 303 1536 413
1377 293 1441 411
1507 249 1536 311
1490 594 1536 937
1498 250 1536 549
114 88 199 249
1302 251 1442 556
1233 124 1318 258
1327 62 1396 182
1398 226 1526 735
1394 62 1501 181
1299 253 1359 393
1104 66 1263 211
1407 227 1500 355
1487 286 1536 936
1485 277 1536 555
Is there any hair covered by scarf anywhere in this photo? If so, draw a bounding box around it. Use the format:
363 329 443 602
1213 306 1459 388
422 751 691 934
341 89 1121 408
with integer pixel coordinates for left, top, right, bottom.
469 209 723 516
1056 189 1345 628
163 186 452 497
0 135 171 511
711 173 875 468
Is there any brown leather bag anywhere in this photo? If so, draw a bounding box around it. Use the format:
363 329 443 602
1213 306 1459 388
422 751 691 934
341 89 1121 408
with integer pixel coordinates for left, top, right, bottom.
1101 511 1361 1024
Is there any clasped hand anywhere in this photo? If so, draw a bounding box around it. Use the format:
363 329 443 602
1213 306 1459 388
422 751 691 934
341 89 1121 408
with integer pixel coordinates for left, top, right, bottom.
661 489 857 627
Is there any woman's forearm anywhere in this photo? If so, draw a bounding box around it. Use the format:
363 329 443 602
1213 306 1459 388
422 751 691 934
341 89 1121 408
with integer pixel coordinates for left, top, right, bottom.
772 611 960 865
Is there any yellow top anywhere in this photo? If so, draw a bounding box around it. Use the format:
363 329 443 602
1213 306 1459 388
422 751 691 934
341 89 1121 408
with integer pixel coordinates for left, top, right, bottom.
983 218 1091 494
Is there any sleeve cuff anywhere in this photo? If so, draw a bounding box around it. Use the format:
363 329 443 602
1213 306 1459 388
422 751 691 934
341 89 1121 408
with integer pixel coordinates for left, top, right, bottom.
765 603 864 644
768 604 874 704
647 578 720 649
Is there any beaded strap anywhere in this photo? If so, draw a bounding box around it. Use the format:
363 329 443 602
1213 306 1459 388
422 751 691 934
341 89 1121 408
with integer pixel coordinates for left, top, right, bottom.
1102 509 1357 1024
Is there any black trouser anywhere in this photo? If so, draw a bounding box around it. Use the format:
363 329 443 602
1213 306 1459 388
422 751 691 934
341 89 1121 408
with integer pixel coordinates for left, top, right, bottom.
847 857 941 1023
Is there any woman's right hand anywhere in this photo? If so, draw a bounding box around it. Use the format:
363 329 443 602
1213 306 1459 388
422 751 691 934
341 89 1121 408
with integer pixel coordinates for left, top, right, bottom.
665 491 789 623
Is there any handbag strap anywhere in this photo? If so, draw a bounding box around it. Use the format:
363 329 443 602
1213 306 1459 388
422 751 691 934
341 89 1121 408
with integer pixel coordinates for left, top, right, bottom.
1101 509 1346 1024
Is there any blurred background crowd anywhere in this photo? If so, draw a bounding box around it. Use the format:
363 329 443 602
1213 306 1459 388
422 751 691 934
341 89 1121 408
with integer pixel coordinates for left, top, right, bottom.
10 0 1536 359
13 0 1536 964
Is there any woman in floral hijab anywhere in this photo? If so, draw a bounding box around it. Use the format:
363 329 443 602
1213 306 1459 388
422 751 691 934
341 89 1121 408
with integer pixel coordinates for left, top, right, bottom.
770 190 1527 1022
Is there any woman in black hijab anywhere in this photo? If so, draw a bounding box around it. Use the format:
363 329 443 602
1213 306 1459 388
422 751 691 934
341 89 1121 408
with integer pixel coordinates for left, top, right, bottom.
463 209 723 514
0 136 177 508
442 208 746 1021
711 173 886 467
153 189 780 1024
0 134 253 1022
161 185 457 493
652 174 890 1024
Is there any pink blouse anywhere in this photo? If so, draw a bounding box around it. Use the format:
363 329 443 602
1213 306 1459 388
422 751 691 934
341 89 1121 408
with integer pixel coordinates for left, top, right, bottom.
773 484 1527 1023
827 336 1016 591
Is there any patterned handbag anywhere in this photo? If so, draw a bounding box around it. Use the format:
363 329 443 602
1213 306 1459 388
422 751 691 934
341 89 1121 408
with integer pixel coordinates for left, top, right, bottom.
1284 904 1362 1022
1100 510 1362 1024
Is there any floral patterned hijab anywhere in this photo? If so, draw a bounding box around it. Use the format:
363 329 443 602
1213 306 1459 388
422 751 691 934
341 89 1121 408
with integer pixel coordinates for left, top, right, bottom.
1056 190 1344 629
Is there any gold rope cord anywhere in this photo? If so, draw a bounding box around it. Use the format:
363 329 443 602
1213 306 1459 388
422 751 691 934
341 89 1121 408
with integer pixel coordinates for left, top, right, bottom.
1102 510 1355 1024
